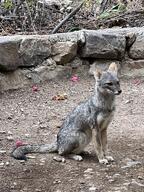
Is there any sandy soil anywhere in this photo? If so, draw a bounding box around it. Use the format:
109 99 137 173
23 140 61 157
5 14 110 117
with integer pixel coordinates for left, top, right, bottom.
0 76 144 192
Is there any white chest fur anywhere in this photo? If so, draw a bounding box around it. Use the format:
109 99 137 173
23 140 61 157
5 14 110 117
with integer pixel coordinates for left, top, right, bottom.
97 112 114 130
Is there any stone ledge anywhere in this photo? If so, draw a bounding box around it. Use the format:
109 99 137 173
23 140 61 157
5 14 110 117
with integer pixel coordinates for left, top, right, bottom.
1 27 144 91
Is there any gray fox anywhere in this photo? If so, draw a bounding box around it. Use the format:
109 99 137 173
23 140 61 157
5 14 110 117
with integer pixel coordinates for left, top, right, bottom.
11 62 122 164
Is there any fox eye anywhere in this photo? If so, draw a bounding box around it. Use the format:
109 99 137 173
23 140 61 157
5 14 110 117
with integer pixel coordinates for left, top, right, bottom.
106 82 113 86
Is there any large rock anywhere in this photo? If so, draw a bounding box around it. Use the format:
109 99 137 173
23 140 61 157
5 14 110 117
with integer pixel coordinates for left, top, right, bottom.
47 31 85 45
80 30 126 60
23 64 72 84
52 42 77 64
0 32 85 71
19 37 51 67
128 34 144 59
0 70 30 91
0 64 72 91
96 27 144 36
0 36 22 71
125 59 144 69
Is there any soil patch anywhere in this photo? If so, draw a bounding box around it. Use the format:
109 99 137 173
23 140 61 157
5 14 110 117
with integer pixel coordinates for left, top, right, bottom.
0 77 144 192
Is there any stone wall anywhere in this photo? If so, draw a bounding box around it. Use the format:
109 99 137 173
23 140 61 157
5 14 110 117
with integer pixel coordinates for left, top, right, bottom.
0 27 144 91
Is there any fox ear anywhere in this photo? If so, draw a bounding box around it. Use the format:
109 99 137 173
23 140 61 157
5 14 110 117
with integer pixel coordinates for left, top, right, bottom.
108 62 118 75
94 69 102 80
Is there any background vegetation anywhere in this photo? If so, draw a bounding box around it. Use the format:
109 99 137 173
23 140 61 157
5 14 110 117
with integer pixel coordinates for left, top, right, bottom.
0 0 144 35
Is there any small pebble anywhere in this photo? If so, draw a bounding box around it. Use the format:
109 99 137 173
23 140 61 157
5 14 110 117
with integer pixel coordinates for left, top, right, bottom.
0 150 6 154
79 180 85 184
0 131 6 134
89 186 97 191
35 189 41 192
27 155 36 159
23 168 30 173
8 131 13 135
40 158 46 163
53 156 66 163
39 163 45 166
25 134 30 138
84 168 93 173
125 99 132 104
5 162 10 166
53 180 61 184
83 174 92 179
113 173 120 178
23 187 28 191
39 124 47 129
7 115 13 120
108 179 115 183
138 176 143 180
20 108 24 112
7 136 14 141
20 160 25 164
0 162 4 167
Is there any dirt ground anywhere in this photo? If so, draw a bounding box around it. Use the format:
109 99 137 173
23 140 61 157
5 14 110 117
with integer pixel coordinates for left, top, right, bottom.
0 76 144 192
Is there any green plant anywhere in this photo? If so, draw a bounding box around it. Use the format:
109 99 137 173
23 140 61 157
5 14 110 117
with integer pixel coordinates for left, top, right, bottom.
99 11 110 19
84 0 92 8
3 0 13 9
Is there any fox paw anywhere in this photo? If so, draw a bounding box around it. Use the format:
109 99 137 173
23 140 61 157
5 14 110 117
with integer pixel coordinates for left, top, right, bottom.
69 154 83 161
99 158 109 164
106 156 114 162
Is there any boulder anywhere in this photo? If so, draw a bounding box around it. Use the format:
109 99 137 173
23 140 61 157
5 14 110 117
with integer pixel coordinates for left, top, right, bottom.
125 59 144 69
128 34 144 59
52 42 77 64
24 65 72 83
41 58 57 70
69 57 83 69
80 30 126 60
0 32 85 72
125 33 136 48
0 36 22 71
47 31 85 45
96 27 144 36
19 37 51 67
0 70 29 91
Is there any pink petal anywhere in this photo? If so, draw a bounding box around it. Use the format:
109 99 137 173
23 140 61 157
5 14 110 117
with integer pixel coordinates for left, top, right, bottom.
132 79 142 85
15 140 27 147
32 85 38 92
70 75 79 82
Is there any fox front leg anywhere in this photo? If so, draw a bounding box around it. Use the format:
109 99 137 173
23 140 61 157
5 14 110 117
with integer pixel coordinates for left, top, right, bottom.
101 129 114 162
92 128 109 164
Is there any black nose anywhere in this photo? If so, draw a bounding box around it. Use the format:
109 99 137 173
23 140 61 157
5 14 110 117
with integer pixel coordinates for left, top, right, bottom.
118 90 122 94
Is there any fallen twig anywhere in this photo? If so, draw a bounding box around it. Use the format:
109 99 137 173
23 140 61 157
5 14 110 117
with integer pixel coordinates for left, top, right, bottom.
25 0 37 33
13 0 25 15
51 0 85 34
99 0 109 14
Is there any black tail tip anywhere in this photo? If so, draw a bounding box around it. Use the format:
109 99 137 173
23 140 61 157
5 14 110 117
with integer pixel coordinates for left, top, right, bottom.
10 152 27 161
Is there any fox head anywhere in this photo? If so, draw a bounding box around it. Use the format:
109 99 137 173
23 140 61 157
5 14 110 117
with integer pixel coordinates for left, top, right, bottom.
94 63 122 96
